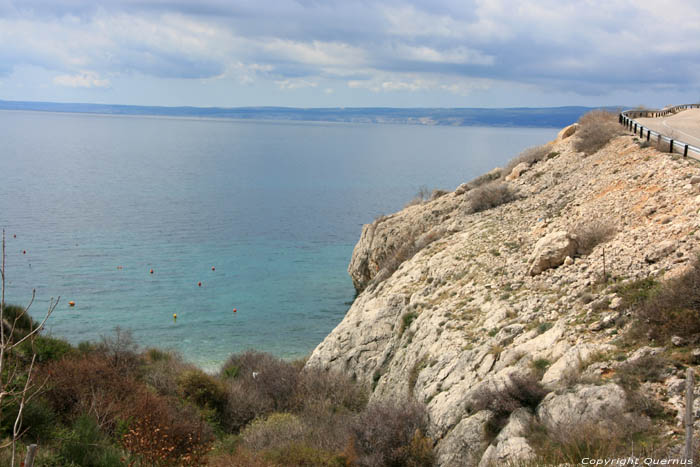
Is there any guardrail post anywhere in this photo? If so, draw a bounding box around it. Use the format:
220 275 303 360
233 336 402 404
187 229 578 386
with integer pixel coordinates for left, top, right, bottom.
647 130 650 142
670 139 674 153
619 114 623 124
634 123 637 133
685 145 689 157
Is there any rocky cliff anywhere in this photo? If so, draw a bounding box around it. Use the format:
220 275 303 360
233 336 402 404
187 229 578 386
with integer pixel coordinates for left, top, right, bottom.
306 123 700 465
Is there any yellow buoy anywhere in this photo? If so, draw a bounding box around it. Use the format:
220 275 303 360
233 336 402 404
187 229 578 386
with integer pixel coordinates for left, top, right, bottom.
173 313 177 321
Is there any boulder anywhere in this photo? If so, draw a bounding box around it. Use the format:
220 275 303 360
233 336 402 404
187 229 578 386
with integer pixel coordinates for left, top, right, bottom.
478 437 534 467
541 344 614 388
528 231 578 276
437 411 491 467
556 123 578 142
536 383 627 432
505 162 531 181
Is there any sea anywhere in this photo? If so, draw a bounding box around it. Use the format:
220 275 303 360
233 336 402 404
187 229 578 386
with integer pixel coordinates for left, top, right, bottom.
0 110 558 371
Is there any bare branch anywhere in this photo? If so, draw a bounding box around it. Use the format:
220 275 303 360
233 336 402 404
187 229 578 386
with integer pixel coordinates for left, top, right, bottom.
10 296 59 350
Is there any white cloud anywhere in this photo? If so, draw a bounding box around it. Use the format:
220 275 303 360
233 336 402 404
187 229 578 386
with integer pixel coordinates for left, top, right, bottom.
274 78 318 90
348 72 493 95
53 71 110 88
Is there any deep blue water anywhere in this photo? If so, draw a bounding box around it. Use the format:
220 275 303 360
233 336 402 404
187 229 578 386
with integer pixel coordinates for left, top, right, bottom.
0 110 558 370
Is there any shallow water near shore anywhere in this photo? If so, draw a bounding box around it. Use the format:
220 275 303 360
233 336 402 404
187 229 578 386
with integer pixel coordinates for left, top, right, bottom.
0 110 558 370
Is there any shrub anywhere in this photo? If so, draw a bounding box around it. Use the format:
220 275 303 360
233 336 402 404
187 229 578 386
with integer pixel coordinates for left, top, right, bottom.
350 399 434 467
573 110 621 155
501 144 552 179
405 186 432 207
400 312 418 336
57 414 124 467
120 392 213 466
466 182 518 214
524 421 661 466
41 353 141 431
615 354 668 392
218 351 304 432
95 326 140 374
470 374 549 439
572 219 616 255
178 369 229 423
629 257 700 344
240 412 306 452
20 335 73 362
0 395 57 443
430 189 448 201
1 304 37 339
143 351 193 397
294 368 368 414
466 169 502 190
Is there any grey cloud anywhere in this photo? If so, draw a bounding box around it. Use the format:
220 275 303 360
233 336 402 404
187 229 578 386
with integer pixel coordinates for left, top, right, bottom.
1 0 699 97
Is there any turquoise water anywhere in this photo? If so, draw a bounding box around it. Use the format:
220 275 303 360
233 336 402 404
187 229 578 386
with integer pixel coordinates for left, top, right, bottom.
0 110 558 370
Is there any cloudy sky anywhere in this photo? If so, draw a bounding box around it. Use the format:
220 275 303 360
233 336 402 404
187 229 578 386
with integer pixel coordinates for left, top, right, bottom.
1 0 698 108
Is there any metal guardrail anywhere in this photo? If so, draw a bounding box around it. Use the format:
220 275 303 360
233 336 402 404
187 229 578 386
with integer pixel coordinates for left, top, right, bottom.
619 104 700 159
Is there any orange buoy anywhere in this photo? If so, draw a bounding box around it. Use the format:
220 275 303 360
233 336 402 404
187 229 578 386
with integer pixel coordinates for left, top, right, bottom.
13 234 16 238
211 266 215 271
198 281 202 287
150 268 154 274
68 301 75 307
117 266 123 270
22 250 26 255
233 308 237 313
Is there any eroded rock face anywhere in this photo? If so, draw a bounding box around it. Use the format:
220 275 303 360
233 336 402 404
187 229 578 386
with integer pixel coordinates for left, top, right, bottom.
307 129 700 465
528 230 578 276
536 383 627 432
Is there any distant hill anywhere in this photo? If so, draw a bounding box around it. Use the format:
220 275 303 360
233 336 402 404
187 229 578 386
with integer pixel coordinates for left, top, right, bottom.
0 99 618 128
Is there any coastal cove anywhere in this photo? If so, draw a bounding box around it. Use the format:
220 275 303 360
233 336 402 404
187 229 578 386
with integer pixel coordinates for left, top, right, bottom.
0 110 558 370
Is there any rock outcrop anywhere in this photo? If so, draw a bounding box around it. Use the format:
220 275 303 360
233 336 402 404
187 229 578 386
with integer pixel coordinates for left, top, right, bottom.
307 128 700 465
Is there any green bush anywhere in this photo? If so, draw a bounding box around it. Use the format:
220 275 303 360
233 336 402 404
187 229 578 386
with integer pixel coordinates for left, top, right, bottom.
1 304 37 339
20 335 73 362
400 312 418 336
57 414 124 467
178 369 228 417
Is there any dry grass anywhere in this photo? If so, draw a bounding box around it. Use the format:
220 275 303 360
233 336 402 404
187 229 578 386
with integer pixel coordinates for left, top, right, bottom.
628 257 700 344
501 144 552 179
572 218 616 255
573 110 622 155
466 182 518 214
466 169 502 190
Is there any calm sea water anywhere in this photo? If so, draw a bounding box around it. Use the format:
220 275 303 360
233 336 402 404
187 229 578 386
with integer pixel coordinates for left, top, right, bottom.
0 110 558 370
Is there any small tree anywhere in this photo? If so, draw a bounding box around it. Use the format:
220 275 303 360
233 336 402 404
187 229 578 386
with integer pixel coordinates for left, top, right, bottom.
0 230 58 465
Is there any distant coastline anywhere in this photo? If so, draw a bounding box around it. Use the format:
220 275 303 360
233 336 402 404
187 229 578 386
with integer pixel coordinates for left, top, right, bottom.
0 99 618 128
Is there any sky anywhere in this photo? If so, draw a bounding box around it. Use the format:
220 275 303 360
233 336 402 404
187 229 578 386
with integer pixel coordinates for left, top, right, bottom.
0 0 699 108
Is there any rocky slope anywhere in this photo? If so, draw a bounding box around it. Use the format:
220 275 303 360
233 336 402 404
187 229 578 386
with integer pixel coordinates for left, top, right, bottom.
306 124 700 465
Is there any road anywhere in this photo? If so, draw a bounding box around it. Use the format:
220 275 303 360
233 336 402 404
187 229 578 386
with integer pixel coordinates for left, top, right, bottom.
636 108 700 148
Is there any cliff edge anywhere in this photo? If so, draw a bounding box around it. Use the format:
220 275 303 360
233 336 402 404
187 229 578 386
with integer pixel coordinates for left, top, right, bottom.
307 119 700 465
